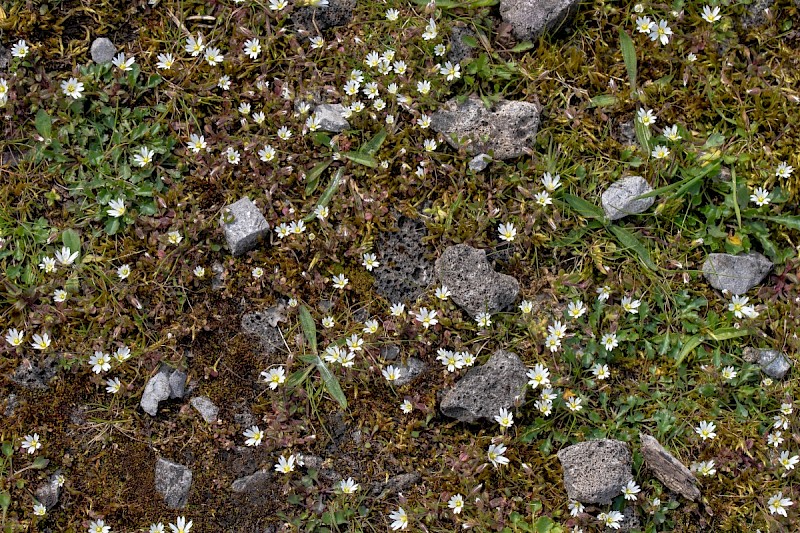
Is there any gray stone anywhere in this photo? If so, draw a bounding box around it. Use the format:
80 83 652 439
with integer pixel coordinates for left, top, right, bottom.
435 244 519 319
500 0 582 41
431 95 540 160
380 344 400 361
557 439 632 505
211 262 226 290
374 216 434 304
220 197 270 257
35 470 62 510
191 396 219 423
292 0 355 34
141 370 171 416
448 26 477 64
155 458 192 509
618 506 641 533
370 472 421 498
702 252 772 295
0 42 10 71
90 37 117 64
440 350 527 423
394 357 426 387
168 369 187 399
3 393 17 417
741 0 774 29
314 104 349 133
10 355 60 390
601 176 654 221
242 305 288 356
231 470 272 504
468 153 491 172
640 433 700 501
743 347 791 379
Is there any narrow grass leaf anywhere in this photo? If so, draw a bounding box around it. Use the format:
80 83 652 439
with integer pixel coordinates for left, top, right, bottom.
510 41 535 52
753 215 800 231
588 94 618 108
304 160 332 196
706 327 751 341
298 305 317 354
313 353 348 409
619 28 637 91
303 168 344 222
361 128 387 156
608 225 658 271
286 365 314 389
562 194 605 220
342 151 377 168
675 334 704 366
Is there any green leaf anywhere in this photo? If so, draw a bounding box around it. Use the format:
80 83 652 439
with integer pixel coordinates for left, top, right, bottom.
753 215 800 231
675 335 704 366
138 200 158 216
634 115 652 153
608 225 659 271
286 365 314 389
35 109 52 140
1 442 12 457
303 168 344 223
298 305 317 354
342 151 377 168
60 229 81 257
510 41 535 52
619 28 637 91
702 132 726 149
360 128 387 156
562 194 605 220
461 35 478 48
304 160 332 196
104 218 120 236
706 327 752 341
534 516 556 533
588 94 618 108
0 491 9 511
313 353 348 409
31 457 49 469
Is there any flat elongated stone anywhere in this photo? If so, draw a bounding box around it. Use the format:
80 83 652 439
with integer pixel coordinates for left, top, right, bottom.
640 433 700 501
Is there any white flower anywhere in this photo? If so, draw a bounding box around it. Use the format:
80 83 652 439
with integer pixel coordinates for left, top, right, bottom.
768 492 793 517
541 172 562 192
390 303 405 317
61 77 84 99
243 38 262 59
11 40 30 59
55 246 79 266
274 223 290 239
277 126 292 140
779 450 799 471
476 312 492 328
602 332 619 351
218 75 231 90
527 364 551 389
701 5 721 23
687 52 697 62
435 285 451 300
566 396 583 412
750 187 770 207
416 80 431 95
592 363 610 380
168 516 192 533
113 345 132 363
768 432 784 448
39 256 56 273
252 267 264 279
776 162 794 179
117 264 131 280
288 298 298 307
275 454 296 474
156 53 175 70
112 52 135 72
498 222 517 242
544 334 561 352
434 43 446 56
621 296 641 314
439 61 461 81
635 16 655 33
193 266 205 278
421 17 437 40
519 300 533 314
339 477 360 494
568 500 585 516
596 285 612 301
598 510 624 529
637 108 657 127
105 377 122 394
548 321 567 339
414 307 438 329
649 19 673 45
33 502 47 516
261 367 286 390
535 398 553 416
332 273 348 289
382 365 401 382
535 191 552 206
437 349 464 372
448 493 464 514
185 34 205 56
87 519 111 533
188 134 207 153
107 198 126 218
567 300 587 319
663 124 681 141
460 351 476 366
691 459 716 476
695 420 717 440
21 433 42 454
167 231 183 245
386 8 399 21
487 443 509 468
362 253 380 271
89 351 111 374
203 46 224 66
389 507 408 530
53 289 68 303
494 407 514 428
314 205 329 220
133 146 155 167
621 480 641 500
720 366 737 380
31 333 51 351
400 399 413 414
322 316 335 329
243 425 264 447
651 144 670 159
5 328 24 347
269 0 288 10
423 139 437 152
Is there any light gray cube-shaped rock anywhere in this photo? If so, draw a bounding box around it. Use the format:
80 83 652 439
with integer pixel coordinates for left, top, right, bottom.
155 458 192 509
90 37 117 64
601 176 654 221
221 198 270 256
315 104 350 133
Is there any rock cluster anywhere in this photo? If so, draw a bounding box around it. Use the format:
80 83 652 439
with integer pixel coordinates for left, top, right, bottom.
140 366 188 416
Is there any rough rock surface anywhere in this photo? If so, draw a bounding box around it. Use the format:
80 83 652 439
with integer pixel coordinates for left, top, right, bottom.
702 252 772 295
190 396 220 423
370 472 421 498
140 370 171 416
374 216 434 304
640 433 700 501
743 347 791 379
35 471 63 510
741 0 774 29
314 104 349 133
393 357 426 387
231 470 272 504
10 355 60 390
241 304 288 357
448 26 477 64
431 95 540 160
155 458 192 509
90 37 117 64
601 176 654 221
168 369 187 399
440 350 527 423
435 244 519 318
220 197 270 256
468 153 491 172
557 439 632 504
500 0 582 41
292 0 355 34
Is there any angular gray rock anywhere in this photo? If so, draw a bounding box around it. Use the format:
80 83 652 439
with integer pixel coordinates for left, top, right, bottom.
90 37 117 64
168 369 187 399
35 470 63 510
468 153 491 172
431 96 540 160
155 458 192 509
220 197 270 256
314 104 349 133
292 0 355 33
394 357 426 387
557 439 632 504
601 176 654 221
231 470 272 504
440 350 527 423
448 26 477 64
370 472 421 498
500 0 582 41
190 396 219 423
374 216 434 304
640 433 700 501
140 370 171 416
702 252 772 295
241 304 288 357
11 355 60 390
435 244 519 319
743 347 791 379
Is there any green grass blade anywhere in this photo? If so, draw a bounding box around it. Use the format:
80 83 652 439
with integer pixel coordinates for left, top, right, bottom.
619 28 637 92
675 335 704 366
312 353 348 409
62 229 81 255
304 160 332 196
361 128 387 156
608 225 659 271
562 194 606 220
303 168 344 223
753 215 800 231
342 151 377 168
298 305 317 354
706 327 752 341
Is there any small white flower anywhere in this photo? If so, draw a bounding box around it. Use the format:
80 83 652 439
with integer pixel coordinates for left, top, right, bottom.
389 507 409 530
637 108 657 127
434 43 446 56
33 502 47 516
439 60 461 81
167 231 183 245
107 198 126 218
750 186 771 207
203 46 224 66
386 8 399 21
601 332 619 351
776 162 794 179
541 172 562 192
416 80 431 95
39 256 56 273
390 303 405 317
651 144 670 159
695 420 717 441
322 316 335 329
768 432 784 448
277 126 292 140
363 319 379 335
269 0 288 10
105 377 122 394
701 5 721 23
89 351 111 374
243 38 262 59
592 363 610 380
11 39 30 59
663 124 681 141
423 139 437 152
61 77 85 99
117 264 131 280
598 510 624 529
535 191 552 206
567 300 587 319
487 443 509 468
53 289 68 303
185 34 205 56
649 19 673 45
339 477 360 494
332 273 348 289
243 425 264 447
779 450 799 471
5 328 24 347
193 266 205 278
596 285 611 301
31 333 51 351
21 433 42 454
568 500 585 516
414 307 438 328
448 493 464 514
275 454 296 473
498 222 517 242
621 296 641 314
476 312 492 328
218 76 231 90
494 407 514 428
112 52 135 72
635 16 655 34
621 480 641 500
400 400 413 414
768 492 793 517
260 367 286 390
566 396 583 412
527 364 551 389
382 365 400 382
362 253 380 271
519 300 533 314
88 519 111 533
435 285 451 300
544 334 561 352
691 460 716 476
156 53 175 70
113 345 132 363
720 366 737 380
